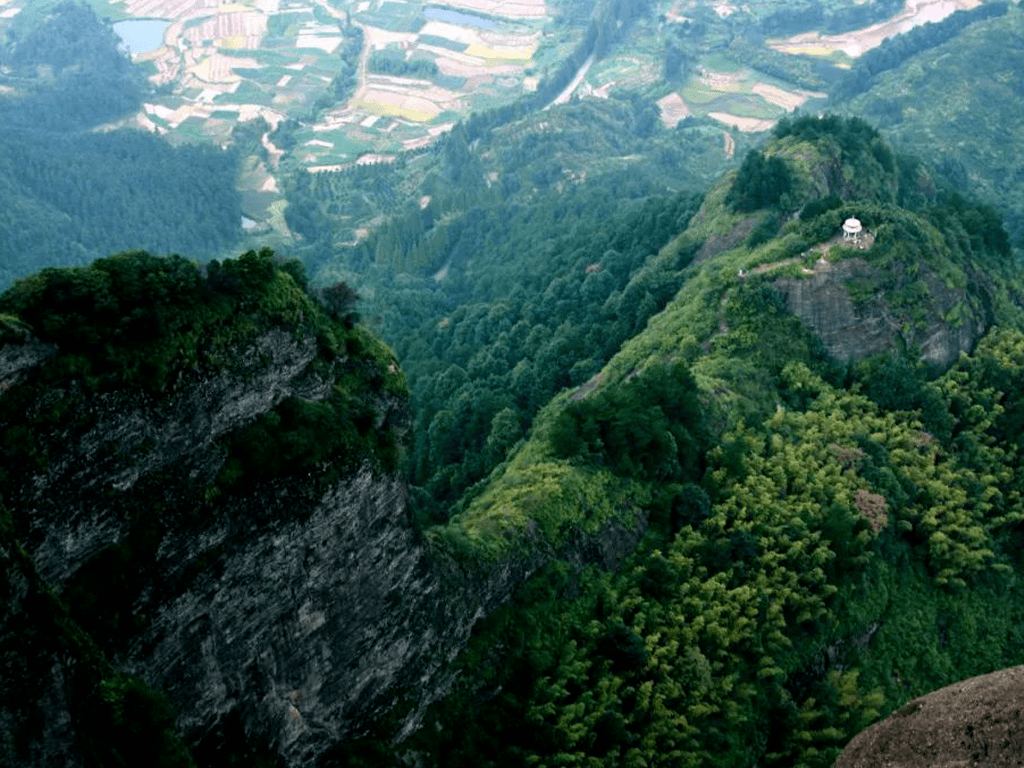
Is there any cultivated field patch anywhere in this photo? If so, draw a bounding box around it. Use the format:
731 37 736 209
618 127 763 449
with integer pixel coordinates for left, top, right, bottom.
656 92 691 127
673 52 828 133
439 0 546 20
708 112 776 132
586 53 660 94
752 83 825 111
54 0 546 230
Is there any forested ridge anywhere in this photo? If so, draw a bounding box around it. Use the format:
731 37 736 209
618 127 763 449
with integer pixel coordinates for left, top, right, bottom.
352 116 1024 767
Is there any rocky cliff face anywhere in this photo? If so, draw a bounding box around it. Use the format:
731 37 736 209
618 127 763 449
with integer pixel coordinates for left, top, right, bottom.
774 256 988 369
10 326 331 586
0 283 646 766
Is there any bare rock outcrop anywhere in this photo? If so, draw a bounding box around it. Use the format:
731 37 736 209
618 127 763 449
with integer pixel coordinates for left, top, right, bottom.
775 257 987 369
835 666 1024 768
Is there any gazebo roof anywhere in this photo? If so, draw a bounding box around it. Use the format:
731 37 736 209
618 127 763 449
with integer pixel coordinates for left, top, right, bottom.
843 217 862 234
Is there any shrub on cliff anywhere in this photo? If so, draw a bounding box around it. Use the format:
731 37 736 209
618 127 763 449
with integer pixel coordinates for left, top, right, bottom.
318 281 361 329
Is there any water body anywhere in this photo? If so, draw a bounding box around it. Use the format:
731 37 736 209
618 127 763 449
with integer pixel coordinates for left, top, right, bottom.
113 18 170 55
423 6 496 29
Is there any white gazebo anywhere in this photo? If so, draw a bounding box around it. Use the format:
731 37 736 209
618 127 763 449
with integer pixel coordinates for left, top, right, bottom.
842 217 863 243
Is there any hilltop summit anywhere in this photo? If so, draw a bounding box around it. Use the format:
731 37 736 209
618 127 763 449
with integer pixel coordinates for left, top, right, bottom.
671 116 1016 370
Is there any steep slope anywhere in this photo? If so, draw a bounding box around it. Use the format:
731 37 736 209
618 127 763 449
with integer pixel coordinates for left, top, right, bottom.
0 250 411 766
381 117 1024 767
0 248 655 766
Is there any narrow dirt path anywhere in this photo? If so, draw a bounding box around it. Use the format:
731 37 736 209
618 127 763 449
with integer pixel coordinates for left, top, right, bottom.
747 256 802 276
723 130 735 159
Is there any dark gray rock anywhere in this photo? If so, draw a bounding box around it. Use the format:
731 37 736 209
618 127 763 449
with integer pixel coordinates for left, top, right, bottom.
775 257 986 368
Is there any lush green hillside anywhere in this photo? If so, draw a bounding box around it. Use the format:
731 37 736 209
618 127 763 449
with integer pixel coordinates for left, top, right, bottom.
364 116 1024 768
413 335 1024 767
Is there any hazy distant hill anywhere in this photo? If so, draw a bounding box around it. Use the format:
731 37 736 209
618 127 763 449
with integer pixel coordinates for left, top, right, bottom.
836 2 1024 245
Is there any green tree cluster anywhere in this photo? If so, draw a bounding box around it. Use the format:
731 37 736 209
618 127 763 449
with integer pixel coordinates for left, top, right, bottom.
759 0 903 36
726 150 795 212
0 130 241 288
317 24 364 113
368 47 440 79
376 118 1024 766
551 360 707 482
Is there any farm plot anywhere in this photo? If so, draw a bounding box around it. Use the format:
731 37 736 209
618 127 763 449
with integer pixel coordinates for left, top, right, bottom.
183 7 267 50
752 83 825 111
353 80 463 122
412 21 539 65
672 55 826 132
583 53 661 96
656 92 691 127
429 0 546 20
105 0 550 174
356 1 426 32
337 6 540 126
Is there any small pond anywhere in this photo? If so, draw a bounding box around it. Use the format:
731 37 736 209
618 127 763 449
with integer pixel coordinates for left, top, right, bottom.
423 6 496 29
113 18 170 55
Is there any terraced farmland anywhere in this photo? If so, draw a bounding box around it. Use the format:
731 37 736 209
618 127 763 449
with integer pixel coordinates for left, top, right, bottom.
32 0 558 237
